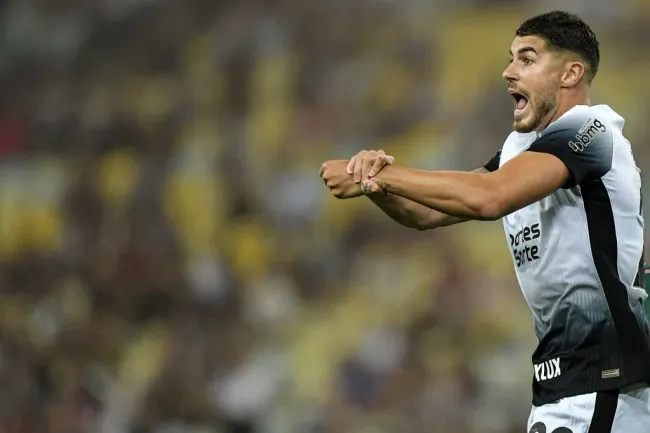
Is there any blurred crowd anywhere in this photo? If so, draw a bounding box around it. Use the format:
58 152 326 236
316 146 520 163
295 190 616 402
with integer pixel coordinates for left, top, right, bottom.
1 0 650 432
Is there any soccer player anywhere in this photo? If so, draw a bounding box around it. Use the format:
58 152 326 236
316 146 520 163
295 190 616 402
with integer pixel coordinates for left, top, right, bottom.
319 11 650 432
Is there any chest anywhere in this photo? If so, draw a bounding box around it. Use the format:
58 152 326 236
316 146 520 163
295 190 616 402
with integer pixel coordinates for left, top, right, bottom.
499 132 581 238
499 131 537 166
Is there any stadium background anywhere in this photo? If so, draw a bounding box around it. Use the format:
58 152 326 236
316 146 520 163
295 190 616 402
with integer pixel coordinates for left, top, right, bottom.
0 1 649 432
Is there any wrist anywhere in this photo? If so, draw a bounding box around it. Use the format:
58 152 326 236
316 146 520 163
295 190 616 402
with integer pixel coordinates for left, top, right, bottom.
372 165 402 194
346 182 364 198
366 192 391 204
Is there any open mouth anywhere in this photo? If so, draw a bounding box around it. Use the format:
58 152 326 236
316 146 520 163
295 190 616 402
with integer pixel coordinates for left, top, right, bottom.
511 91 529 113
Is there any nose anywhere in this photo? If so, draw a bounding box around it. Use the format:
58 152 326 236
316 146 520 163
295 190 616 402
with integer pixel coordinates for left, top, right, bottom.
502 63 518 82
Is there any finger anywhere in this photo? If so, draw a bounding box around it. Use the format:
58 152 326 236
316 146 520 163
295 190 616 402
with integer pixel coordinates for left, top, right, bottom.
361 153 374 181
319 162 327 177
363 180 386 195
360 181 369 195
386 155 395 164
353 152 366 183
368 155 387 178
346 156 356 175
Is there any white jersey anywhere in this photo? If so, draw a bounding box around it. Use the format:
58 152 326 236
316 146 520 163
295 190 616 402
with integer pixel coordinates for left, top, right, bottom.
484 105 650 405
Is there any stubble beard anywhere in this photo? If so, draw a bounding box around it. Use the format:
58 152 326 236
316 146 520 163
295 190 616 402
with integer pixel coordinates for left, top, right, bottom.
513 87 558 133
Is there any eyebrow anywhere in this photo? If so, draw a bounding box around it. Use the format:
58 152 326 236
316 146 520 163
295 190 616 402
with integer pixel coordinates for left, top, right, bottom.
509 47 538 57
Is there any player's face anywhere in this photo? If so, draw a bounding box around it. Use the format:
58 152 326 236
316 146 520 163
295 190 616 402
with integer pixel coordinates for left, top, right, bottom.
503 35 563 133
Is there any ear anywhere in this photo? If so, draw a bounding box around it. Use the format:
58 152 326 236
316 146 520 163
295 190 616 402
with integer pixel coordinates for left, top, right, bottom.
561 61 585 88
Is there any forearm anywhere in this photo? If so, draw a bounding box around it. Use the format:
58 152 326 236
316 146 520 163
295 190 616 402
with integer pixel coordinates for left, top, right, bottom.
373 165 500 221
367 193 467 230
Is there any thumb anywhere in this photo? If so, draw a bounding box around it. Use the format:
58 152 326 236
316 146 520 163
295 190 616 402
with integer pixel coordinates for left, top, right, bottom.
362 180 386 195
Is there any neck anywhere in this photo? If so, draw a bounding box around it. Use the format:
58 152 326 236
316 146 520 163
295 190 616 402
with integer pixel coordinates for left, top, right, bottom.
535 87 591 133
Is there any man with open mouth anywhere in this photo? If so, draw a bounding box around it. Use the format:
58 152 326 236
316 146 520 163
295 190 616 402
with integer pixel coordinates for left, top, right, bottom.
320 10 650 433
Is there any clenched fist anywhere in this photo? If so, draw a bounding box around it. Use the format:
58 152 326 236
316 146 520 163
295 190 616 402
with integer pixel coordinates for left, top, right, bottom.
319 160 363 199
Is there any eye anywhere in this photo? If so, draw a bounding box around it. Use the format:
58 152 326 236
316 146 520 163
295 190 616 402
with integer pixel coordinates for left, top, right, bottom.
522 58 533 66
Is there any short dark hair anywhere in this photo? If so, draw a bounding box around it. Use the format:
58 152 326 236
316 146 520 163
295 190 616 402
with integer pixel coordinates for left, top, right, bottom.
516 11 600 83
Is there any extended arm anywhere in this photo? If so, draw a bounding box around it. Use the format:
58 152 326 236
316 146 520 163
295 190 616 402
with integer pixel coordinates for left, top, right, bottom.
320 152 502 230
372 152 569 220
319 159 466 230
371 113 613 221
367 167 490 230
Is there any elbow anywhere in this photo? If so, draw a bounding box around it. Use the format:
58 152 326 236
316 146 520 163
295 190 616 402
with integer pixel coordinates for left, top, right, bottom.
413 214 438 231
407 219 430 231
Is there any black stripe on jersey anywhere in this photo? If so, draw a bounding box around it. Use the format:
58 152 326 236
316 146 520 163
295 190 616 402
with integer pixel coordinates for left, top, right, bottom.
582 179 650 384
483 150 501 172
633 185 644 288
587 389 619 433
633 253 645 288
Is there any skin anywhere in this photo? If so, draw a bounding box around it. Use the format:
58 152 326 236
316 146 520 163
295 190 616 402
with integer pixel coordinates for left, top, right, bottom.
505 35 591 133
319 35 594 225
318 158 488 229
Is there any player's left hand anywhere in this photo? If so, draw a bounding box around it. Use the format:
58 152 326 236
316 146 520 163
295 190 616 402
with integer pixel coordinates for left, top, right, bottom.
346 149 395 184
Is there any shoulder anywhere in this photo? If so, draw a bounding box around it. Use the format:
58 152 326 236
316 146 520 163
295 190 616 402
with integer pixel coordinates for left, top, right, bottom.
529 106 615 187
540 106 613 149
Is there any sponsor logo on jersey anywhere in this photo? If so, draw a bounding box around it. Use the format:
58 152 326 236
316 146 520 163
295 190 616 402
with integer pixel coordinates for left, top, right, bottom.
569 118 606 152
509 223 541 268
534 357 561 382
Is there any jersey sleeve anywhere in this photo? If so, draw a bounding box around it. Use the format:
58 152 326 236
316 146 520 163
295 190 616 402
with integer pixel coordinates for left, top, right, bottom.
483 150 501 172
527 111 614 188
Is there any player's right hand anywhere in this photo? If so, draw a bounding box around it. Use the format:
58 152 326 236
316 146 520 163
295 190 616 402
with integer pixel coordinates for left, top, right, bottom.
346 149 395 184
319 160 364 199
